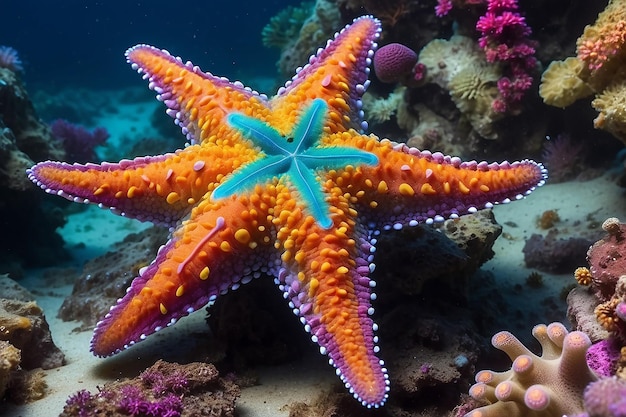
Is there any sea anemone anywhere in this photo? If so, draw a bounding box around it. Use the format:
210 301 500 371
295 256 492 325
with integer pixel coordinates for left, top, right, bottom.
541 133 585 183
0 46 23 72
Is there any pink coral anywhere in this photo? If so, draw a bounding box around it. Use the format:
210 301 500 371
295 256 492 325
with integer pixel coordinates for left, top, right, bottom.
373 43 418 83
435 0 453 17
475 0 537 113
577 21 626 72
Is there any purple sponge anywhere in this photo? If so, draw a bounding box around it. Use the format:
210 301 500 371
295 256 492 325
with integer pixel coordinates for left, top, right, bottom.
373 43 417 83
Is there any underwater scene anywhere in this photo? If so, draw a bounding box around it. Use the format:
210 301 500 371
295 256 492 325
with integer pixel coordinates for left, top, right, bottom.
2 0 626 416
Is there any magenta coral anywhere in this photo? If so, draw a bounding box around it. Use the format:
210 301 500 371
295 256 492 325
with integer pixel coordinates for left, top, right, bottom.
373 43 418 83
475 0 537 113
0 46 23 72
435 0 453 17
586 338 620 377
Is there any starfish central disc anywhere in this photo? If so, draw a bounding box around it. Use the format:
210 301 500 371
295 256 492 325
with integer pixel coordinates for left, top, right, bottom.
212 99 379 229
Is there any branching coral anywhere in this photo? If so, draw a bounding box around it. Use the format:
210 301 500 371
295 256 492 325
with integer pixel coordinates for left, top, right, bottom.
475 0 537 113
466 322 597 417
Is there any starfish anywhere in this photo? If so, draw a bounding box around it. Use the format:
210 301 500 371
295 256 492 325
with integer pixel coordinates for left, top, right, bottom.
27 16 546 407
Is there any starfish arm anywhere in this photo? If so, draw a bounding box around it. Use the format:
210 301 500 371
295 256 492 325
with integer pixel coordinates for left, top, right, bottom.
27 144 258 225
324 134 547 227
126 44 270 145
270 16 381 133
226 112 290 156
91 196 276 356
292 98 326 152
300 147 379 168
273 199 388 407
288 160 334 229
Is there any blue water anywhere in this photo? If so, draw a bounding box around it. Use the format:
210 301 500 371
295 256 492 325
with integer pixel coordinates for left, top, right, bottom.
1 1 294 90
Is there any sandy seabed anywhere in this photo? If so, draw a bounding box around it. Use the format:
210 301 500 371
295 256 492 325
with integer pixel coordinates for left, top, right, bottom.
4 169 626 417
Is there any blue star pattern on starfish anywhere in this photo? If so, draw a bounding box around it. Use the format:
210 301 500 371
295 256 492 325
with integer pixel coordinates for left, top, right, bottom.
213 99 379 228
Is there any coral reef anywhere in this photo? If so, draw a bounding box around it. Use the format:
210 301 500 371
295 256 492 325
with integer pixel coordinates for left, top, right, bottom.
261 2 314 49
539 0 626 144
61 360 240 417
567 286 609 343
0 59 69 273
579 376 626 417
0 340 20 399
362 87 406 125
0 274 64 403
585 338 621 377
583 218 626 307
416 35 504 139
264 0 341 77
465 322 597 417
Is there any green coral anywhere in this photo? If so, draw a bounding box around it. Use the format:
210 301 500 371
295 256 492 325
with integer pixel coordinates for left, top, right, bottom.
261 2 314 49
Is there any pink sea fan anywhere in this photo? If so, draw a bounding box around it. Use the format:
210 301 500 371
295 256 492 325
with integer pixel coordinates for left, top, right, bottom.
0 46 23 72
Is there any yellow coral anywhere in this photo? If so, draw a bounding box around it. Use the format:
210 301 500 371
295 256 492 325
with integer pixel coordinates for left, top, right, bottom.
574 266 593 286
592 80 626 143
540 0 626 144
539 57 594 108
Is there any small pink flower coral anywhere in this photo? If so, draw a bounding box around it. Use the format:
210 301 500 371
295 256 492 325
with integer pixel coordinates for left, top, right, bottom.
475 0 537 113
435 0 453 17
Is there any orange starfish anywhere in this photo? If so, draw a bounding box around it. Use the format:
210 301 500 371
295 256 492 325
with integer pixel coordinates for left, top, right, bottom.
27 16 546 407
